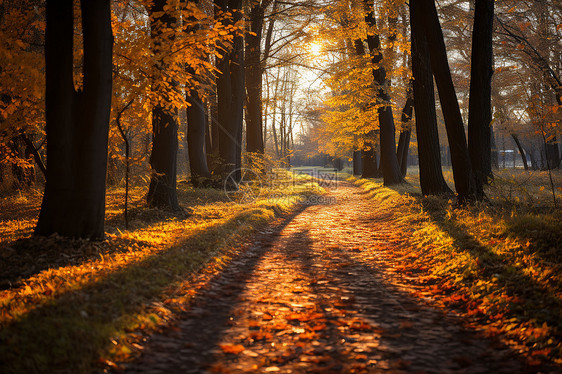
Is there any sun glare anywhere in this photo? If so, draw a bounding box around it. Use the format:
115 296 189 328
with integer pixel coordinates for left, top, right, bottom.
309 42 322 56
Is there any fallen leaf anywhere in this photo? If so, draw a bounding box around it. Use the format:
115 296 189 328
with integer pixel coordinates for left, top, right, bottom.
219 343 245 354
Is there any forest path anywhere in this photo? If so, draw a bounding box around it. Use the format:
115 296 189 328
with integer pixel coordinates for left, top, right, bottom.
123 182 528 374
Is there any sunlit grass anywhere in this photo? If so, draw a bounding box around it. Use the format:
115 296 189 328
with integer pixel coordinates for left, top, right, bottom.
0 175 322 373
351 172 562 366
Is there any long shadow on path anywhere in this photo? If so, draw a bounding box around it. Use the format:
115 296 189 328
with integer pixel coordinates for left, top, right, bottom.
123 201 537 373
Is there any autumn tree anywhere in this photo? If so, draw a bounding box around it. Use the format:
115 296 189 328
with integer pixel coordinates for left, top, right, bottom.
362 0 402 185
0 1 45 188
146 0 182 210
215 0 244 183
185 0 211 186
245 0 274 154
35 0 113 239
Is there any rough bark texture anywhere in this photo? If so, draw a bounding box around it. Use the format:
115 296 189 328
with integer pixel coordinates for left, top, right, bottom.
409 1 452 196
421 0 475 201
147 0 180 210
363 0 402 186
36 0 113 239
468 0 494 197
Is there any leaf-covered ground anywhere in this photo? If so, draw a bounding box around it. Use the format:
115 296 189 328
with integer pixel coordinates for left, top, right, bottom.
0 174 321 373
120 181 560 373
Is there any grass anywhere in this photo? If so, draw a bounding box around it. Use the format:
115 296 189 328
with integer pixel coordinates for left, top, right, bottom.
350 168 562 367
0 171 323 373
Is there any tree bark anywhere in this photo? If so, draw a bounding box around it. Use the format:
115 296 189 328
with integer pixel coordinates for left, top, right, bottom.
353 149 363 175
187 89 211 185
468 0 494 197
36 0 113 239
420 0 475 201
396 87 414 177
363 0 402 185
409 1 452 196
230 0 244 180
147 0 180 210
215 0 243 184
245 2 265 154
361 145 379 178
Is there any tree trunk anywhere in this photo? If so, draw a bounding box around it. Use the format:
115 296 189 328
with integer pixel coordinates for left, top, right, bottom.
353 149 363 175
490 125 498 169
245 3 264 154
148 107 180 209
36 0 113 239
545 137 560 169
187 89 211 185
421 0 475 202
231 0 244 180
209 90 219 158
363 0 402 185
468 0 494 197
410 1 452 196
511 134 528 170
147 0 180 210
396 88 414 177
216 0 243 184
396 130 410 177
19 133 46 178
361 144 379 178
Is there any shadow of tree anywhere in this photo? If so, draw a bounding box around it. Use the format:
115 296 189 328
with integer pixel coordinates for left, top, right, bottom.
422 205 562 336
0 206 308 373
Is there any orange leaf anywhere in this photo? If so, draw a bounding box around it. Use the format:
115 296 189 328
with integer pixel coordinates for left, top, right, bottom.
219 344 245 354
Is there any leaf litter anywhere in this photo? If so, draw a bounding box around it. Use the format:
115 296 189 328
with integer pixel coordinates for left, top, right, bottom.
121 182 555 373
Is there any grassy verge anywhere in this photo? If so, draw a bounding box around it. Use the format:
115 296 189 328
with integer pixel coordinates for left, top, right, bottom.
0 171 323 373
350 172 562 367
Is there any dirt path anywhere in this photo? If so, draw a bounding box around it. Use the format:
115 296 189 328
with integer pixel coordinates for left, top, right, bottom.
122 183 529 373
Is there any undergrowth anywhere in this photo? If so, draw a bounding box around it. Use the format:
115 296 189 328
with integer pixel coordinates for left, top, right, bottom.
0 172 322 373
350 174 562 368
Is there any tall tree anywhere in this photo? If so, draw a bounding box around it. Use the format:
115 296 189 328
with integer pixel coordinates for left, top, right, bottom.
409 0 452 196
420 0 476 201
230 0 245 178
185 0 211 186
35 0 113 239
147 0 181 210
245 0 273 154
468 0 495 198
216 0 244 183
353 37 380 179
363 0 402 185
